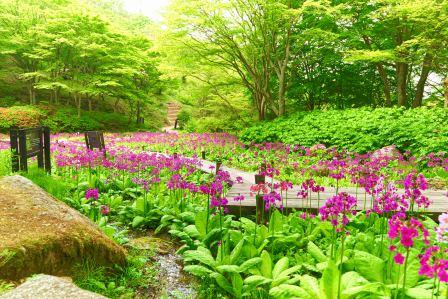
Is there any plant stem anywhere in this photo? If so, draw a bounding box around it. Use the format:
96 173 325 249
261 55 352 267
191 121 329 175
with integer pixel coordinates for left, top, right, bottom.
337 232 345 299
402 249 410 295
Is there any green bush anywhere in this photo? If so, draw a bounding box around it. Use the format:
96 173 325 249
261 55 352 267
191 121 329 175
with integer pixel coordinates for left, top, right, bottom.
0 106 46 132
240 107 448 156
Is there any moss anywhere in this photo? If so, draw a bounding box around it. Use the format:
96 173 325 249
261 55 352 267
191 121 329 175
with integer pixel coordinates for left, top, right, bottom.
0 175 126 281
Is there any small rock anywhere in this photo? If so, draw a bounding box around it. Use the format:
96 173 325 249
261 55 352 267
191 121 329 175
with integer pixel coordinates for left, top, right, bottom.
0 274 106 299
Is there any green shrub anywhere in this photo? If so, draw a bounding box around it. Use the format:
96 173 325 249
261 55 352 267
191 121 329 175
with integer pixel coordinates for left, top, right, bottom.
0 106 46 132
240 107 448 156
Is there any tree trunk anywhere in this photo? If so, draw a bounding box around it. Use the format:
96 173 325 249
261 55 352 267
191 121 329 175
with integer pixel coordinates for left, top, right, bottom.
88 98 92 112
375 63 392 106
444 78 448 108
412 55 432 108
396 62 408 106
74 94 81 118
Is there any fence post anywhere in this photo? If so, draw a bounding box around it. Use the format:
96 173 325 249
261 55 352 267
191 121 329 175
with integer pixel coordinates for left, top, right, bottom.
10 127 19 172
18 129 27 172
43 127 51 174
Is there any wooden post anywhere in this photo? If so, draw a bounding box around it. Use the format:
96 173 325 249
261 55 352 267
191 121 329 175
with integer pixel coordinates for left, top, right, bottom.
10 127 19 172
201 150 206 160
215 161 222 175
43 127 51 174
18 129 27 172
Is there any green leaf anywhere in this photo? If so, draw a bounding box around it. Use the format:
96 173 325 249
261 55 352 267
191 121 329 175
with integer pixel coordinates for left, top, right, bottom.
405 287 433 299
231 273 244 298
211 272 235 296
272 257 289 279
320 260 338 299
183 265 212 276
269 285 311 299
307 241 327 262
351 250 384 282
183 247 216 268
260 250 272 278
195 210 208 236
244 275 272 287
239 257 262 272
230 239 244 265
216 265 240 273
299 275 320 298
132 216 145 228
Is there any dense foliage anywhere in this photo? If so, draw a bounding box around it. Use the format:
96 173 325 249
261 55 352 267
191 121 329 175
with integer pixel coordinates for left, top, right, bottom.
2 132 444 298
0 105 164 132
241 107 448 156
0 0 164 127
163 0 448 126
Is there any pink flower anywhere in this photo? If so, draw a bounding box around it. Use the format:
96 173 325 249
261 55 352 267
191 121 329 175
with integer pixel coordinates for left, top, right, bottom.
319 192 357 231
85 188 99 200
394 253 405 265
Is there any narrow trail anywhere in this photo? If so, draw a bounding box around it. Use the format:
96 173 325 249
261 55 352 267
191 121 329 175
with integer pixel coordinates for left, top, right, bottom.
162 102 181 133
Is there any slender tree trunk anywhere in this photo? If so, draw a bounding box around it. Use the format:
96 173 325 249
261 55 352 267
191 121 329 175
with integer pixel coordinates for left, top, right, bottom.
396 62 408 106
88 98 92 112
376 64 392 106
74 93 81 118
444 78 448 108
412 55 432 107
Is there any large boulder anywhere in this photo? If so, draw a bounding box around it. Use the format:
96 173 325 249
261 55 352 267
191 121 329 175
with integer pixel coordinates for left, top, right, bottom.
0 274 106 299
0 175 126 281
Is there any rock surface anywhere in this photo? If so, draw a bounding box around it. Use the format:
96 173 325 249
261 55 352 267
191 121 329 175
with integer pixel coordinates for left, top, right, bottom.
0 175 126 281
0 274 106 299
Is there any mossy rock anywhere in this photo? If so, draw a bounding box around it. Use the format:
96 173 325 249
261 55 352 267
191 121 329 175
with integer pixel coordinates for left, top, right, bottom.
0 175 126 281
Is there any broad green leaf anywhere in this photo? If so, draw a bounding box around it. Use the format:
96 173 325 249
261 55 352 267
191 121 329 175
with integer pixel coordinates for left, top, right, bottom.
230 239 244 264
269 284 311 299
244 275 272 287
272 257 289 279
352 250 384 282
260 250 272 278
405 287 433 299
195 210 208 236
307 241 327 262
183 265 212 276
211 272 235 296
299 275 320 298
132 216 145 228
239 257 262 272
320 260 338 299
216 265 240 273
231 273 243 298
183 247 216 268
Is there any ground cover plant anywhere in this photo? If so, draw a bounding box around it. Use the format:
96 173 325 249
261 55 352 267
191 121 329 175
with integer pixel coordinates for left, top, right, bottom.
1 132 447 298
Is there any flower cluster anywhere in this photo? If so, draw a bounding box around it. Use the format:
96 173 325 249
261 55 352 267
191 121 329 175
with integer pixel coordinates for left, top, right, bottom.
402 173 430 210
85 188 99 201
419 246 448 282
388 213 430 264
297 179 324 199
319 192 357 231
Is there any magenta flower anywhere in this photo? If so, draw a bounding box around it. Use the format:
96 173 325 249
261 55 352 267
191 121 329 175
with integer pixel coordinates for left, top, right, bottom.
100 205 110 216
85 188 99 200
394 253 405 265
419 246 448 282
319 192 357 232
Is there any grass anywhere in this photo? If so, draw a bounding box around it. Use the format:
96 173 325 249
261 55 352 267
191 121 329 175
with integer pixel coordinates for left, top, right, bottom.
21 167 70 200
73 249 158 299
